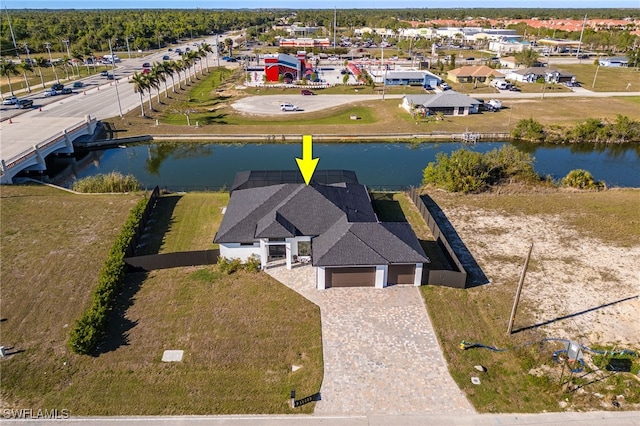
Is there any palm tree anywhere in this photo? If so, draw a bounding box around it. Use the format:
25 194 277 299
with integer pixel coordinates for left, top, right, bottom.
34 57 47 89
187 51 200 79
72 50 85 77
182 56 193 84
176 59 187 87
145 72 159 112
129 71 148 117
199 42 213 72
152 62 170 98
0 59 20 95
56 57 70 81
165 60 178 93
148 67 164 104
19 60 33 93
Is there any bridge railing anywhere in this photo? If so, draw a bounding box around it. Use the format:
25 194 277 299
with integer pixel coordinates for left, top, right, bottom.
1 116 97 177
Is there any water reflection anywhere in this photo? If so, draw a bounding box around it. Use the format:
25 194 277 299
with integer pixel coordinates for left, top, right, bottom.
146 143 213 175
50 141 640 190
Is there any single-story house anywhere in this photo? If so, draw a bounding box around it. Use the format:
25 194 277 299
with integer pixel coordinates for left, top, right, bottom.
545 69 576 84
447 65 505 84
401 92 481 116
214 170 429 289
383 70 441 89
498 56 517 69
505 67 576 84
598 56 629 67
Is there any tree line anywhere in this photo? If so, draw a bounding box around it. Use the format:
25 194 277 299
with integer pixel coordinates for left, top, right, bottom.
0 9 275 57
2 8 638 58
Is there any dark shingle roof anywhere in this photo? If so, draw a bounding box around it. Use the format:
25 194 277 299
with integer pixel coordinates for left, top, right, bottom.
313 220 429 267
216 170 429 267
231 169 359 192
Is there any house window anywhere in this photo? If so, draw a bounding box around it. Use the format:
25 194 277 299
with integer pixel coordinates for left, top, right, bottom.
298 241 311 257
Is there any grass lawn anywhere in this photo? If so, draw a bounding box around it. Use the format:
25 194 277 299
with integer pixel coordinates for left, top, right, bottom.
0 186 323 415
415 188 640 413
554 63 640 92
370 187 640 413
104 66 640 140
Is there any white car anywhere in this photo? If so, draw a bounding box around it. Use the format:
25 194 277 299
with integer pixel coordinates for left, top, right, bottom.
2 96 18 105
44 89 57 97
280 103 300 112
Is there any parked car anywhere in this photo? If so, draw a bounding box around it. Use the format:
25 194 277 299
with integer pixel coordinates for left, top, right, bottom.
73 81 84 88
44 89 57 97
300 89 315 96
508 85 521 92
2 96 18 105
439 82 451 91
52 83 64 91
16 99 33 109
280 103 300 112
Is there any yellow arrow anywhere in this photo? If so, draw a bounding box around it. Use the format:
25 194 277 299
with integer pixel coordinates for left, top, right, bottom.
295 134 319 185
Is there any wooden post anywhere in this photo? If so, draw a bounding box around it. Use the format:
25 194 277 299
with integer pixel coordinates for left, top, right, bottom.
507 243 534 335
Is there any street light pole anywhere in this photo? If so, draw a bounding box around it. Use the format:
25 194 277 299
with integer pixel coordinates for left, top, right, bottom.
108 38 123 118
45 42 60 83
62 39 74 78
22 42 33 92
126 36 132 59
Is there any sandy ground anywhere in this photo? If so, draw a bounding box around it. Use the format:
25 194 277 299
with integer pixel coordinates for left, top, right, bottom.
439 207 640 348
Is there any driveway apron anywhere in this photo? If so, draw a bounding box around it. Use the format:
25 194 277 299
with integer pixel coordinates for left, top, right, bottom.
265 264 475 415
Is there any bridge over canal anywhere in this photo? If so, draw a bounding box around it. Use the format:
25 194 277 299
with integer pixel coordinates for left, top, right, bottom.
0 115 98 184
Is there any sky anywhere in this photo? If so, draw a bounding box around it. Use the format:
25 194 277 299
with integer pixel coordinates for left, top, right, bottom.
2 0 639 9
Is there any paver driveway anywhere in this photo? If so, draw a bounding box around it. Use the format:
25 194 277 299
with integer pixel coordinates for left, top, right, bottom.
266 263 475 415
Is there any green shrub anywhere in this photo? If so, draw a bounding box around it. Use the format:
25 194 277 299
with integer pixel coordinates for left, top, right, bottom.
423 149 489 193
511 118 546 142
217 255 262 274
244 255 261 272
68 196 148 355
562 169 605 190
217 257 242 275
422 146 538 193
72 172 141 193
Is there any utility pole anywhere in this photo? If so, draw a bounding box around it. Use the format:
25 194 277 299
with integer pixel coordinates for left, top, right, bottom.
108 38 123 118
507 243 534 335
126 36 132 59
216 33 220 67
592 65 600 89
576 14 587 59
22 42 33 92
62 39 74 78
45 43 60 83
333 7 337 50
5 7 19 58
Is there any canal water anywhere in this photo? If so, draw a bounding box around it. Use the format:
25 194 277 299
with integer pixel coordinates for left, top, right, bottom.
52 141 640 190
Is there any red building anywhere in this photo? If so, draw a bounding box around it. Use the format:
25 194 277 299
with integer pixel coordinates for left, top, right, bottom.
264 52 311 82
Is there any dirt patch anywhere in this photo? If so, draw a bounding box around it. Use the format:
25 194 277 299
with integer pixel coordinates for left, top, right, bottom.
439 205 640 348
